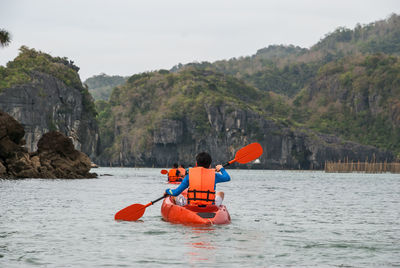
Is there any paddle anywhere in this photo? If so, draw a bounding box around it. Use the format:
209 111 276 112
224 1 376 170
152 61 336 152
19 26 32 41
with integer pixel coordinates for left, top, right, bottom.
223 142 263 167
160 169 168 175
114 142 263 221
114 195 166 221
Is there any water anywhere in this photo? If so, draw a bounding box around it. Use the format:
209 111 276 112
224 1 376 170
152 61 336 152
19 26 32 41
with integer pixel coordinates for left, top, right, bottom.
1 168 399 267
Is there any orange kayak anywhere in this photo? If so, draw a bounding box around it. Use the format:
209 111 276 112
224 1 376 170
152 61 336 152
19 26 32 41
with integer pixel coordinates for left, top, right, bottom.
161 193 231 225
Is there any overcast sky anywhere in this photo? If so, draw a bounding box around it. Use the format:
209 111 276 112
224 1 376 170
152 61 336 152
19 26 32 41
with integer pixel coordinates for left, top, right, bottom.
1 0 400 80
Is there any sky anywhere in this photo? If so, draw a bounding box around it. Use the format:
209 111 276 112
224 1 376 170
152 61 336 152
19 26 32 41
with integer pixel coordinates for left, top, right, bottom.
1 0 400 80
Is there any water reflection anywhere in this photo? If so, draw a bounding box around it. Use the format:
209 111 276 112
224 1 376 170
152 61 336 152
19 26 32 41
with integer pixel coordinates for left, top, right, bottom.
185 226 216 263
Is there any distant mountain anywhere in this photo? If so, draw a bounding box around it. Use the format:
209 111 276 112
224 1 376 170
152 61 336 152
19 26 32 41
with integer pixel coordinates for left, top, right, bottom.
94 67 392 168
171 45 314 97
160 13 400 158
311 13 400 56
84 74 128 101
171 14 400 99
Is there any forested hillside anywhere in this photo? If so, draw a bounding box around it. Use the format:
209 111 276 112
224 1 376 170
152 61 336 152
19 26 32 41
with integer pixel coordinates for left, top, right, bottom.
173 14 400 98
94 66 393 168
84 73 127 101
166 13 400 157
93 13 400 167
292 53 400 154
95 68 292 166
311 13 400 55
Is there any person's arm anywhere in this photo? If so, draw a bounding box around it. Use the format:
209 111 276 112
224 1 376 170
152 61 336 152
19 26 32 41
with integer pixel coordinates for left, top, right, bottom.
166 174 189 196
215 165 230 183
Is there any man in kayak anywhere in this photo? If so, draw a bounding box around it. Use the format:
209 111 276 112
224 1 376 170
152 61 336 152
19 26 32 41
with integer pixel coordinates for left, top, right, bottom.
178 164 186 179
168 163 182 182
165 152 230 206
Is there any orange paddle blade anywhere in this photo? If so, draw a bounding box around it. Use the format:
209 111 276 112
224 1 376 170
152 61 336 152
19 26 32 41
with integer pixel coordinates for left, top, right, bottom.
232 142 263 164
160 169 168 175
114 203 147 221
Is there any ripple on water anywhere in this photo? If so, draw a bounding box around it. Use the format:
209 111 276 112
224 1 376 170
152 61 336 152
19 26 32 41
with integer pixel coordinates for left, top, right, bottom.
1 168 399 267
143 230 168 235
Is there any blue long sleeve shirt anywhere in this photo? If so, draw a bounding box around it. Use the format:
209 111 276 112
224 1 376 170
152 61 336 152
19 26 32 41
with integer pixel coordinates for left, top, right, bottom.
166 167 230 196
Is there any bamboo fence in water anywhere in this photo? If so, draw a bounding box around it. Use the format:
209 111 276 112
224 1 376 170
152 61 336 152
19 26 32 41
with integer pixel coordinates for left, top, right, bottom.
325 159 400 173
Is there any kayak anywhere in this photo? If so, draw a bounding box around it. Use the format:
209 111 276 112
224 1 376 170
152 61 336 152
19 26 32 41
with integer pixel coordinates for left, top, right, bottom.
161 192 231 225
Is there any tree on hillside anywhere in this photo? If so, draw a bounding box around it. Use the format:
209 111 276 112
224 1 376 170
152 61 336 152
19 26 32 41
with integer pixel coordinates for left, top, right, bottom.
0 29 11 47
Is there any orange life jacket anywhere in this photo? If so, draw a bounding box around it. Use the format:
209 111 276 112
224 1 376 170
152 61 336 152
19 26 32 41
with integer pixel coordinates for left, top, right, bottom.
168 169 180 182
187 167 216 205
178 167 186 177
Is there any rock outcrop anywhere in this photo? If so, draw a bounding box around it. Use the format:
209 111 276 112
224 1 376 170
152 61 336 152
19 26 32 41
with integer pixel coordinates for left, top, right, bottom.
0 71 99 159
0 110 97 178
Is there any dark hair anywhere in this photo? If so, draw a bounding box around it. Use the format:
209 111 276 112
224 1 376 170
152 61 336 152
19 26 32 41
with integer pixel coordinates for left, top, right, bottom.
196 152 212 168
173 163 178 168
180 164 185 168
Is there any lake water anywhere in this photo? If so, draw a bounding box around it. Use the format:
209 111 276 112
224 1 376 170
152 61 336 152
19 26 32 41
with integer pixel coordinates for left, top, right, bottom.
1 168 399 267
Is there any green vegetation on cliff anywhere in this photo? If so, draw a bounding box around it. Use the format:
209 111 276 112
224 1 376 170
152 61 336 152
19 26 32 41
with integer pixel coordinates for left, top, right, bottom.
312 13 400 55
0 46 97 117
0 46 82 91
174 14 400 100
173 45 315 97
84 73 127 101
96 67 291 162
292 53 400 153
163 14 400 156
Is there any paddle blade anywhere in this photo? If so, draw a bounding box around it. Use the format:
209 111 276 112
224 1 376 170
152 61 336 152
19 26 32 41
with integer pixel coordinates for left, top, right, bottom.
114 203 146 221
161 169 168 175
234 142 263 164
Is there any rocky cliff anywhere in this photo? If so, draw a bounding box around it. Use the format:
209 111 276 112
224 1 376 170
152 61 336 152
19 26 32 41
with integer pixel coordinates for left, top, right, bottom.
99 105 393 169
95 68 393 168
0 47 99 158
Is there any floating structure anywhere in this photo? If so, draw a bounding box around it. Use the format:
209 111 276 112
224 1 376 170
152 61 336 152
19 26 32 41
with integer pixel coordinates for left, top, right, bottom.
325 158 400 173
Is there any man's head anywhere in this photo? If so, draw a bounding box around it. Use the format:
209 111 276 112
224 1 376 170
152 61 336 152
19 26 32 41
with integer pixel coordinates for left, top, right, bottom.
173 163 178 168
196 152 212 168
